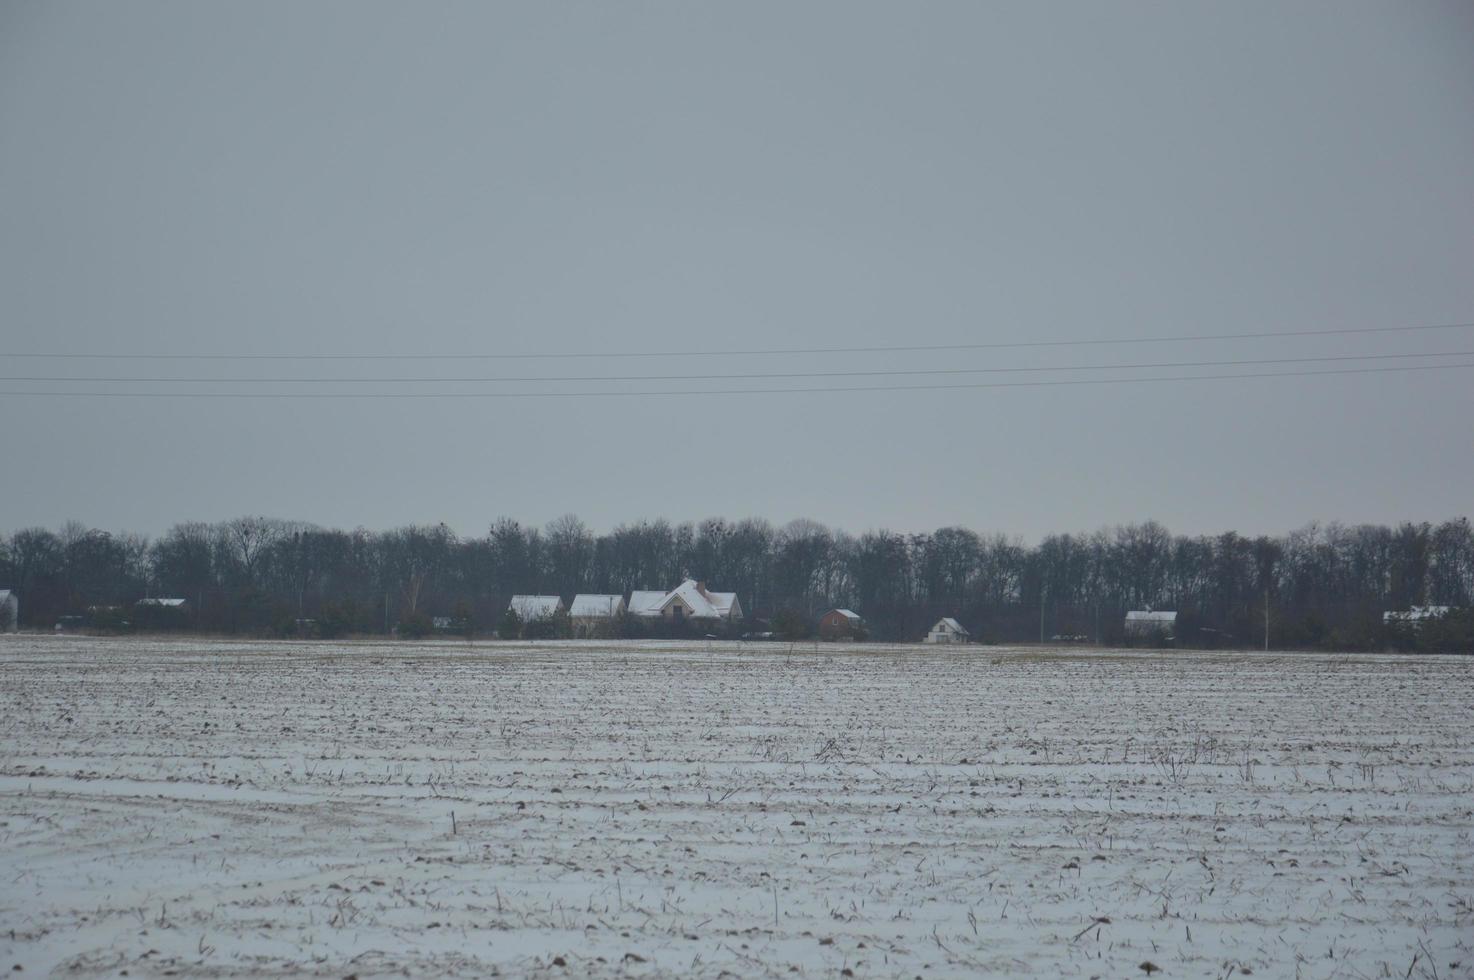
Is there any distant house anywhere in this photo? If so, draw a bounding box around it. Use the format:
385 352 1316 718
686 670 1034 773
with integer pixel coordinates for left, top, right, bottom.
924 617 970 645
134 597 190 630
1125 610 1177 640
1383 605 1452 629
627 590 668 619
135 597 189 610
569 594 627 636
570 594 626 620
507 595 565 621
0 590 17 633
818 608 865 640
629 580 743 625
662 580 742 623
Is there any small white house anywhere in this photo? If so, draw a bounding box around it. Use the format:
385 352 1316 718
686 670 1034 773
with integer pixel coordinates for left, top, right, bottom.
924 617 970 644
508 595 565 621
0 590 17 633
569 594 626 636
627 590 668 619
1125 610 1177 639
570 594 626 618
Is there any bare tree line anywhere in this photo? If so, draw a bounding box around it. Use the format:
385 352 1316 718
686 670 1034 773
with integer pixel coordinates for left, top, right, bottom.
1 515 1471 648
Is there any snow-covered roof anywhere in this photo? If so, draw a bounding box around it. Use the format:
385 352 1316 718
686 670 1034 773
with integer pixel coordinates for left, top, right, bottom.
629 581 740 619
935 617 968 634
508 595 563 619
662 579 721 619
828 609 863 623
1126 610 1177 622
628 591 668 617
1383 605 1451 623
705 588 740 617
136 598 188 607
570 594 625 617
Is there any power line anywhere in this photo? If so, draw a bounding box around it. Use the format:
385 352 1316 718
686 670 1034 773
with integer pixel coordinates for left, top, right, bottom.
0 349 1468 385
1 361 1470 398
4 320 1473 361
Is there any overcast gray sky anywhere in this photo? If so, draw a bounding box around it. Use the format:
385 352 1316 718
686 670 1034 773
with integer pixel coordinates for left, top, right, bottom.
2 1 1471 540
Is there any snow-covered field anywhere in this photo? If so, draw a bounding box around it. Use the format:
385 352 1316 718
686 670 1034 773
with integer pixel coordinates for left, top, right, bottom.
1 637 1471 978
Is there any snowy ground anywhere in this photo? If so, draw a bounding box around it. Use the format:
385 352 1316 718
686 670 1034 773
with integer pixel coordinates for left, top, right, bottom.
1 637 1471 978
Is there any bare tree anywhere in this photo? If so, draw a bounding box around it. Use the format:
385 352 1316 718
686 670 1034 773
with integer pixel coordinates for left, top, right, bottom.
223 516 289 588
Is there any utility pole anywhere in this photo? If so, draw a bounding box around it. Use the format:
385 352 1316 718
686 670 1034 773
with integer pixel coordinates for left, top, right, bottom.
1264 588 1270 652
1040 584 1046 645
296 531 305 619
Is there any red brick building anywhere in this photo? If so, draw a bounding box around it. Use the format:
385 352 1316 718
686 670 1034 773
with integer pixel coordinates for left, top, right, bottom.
818 608 864 640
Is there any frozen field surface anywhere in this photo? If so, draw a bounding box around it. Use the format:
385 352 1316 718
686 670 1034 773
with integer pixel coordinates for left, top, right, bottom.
1 638 1471 978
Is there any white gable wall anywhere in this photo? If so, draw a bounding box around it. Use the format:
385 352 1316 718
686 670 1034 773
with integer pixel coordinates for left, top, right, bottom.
924 618 968 644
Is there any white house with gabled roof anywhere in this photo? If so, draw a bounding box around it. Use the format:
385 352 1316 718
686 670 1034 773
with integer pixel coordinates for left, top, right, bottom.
570 594 626 619
569 594 626 636
629 580 743 624
627 590 668 618
924 617 969 644
508 595 565 621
